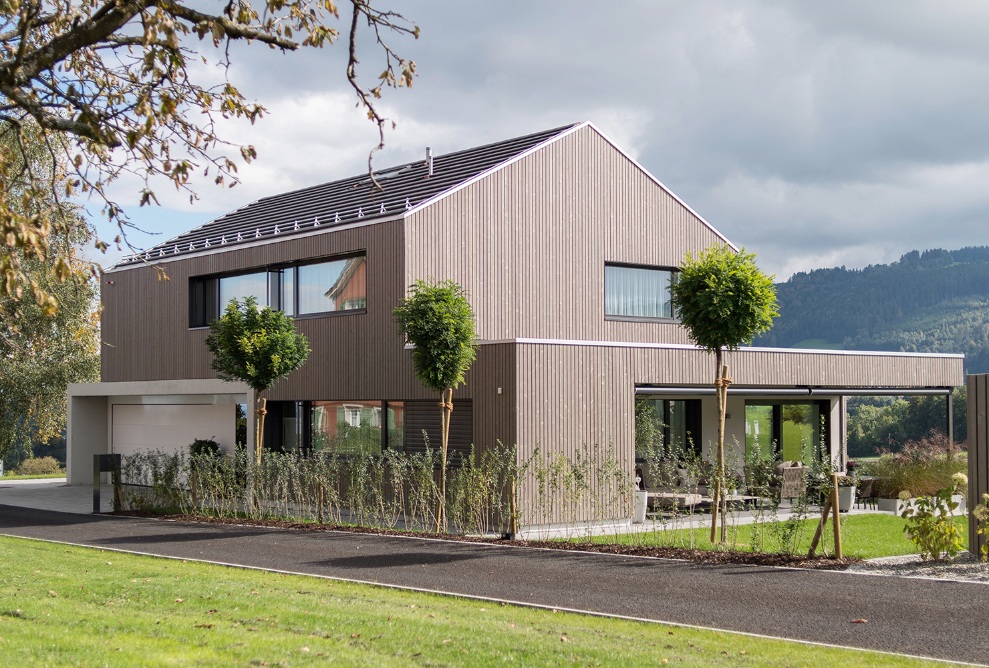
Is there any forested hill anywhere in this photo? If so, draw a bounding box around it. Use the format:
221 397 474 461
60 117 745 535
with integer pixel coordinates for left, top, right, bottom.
752 246 989 373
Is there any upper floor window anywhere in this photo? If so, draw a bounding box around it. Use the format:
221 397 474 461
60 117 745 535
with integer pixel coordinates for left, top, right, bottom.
190 253 366 328
605 263 675 320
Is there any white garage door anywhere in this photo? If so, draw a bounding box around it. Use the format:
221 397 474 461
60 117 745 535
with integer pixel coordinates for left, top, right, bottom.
111 404 236 458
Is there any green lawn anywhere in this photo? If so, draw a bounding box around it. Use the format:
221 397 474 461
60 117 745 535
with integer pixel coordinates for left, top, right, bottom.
0 472 66 480
587 513 968 559
0 535 949 666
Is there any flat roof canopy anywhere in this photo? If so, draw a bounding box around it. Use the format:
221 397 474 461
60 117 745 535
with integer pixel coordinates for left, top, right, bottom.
636 386 953 396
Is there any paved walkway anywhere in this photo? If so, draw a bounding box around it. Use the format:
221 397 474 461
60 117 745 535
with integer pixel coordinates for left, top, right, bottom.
0 482 987 664
0 478 114 513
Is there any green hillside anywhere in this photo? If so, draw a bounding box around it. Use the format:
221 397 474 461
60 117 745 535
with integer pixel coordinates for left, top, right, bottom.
753 246 989 373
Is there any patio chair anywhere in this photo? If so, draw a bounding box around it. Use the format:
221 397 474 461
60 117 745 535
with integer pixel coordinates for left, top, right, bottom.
855 476 877 510
778 462 806 502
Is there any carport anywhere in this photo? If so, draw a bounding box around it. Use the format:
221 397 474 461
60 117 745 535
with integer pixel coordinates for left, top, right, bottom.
66 379 253 485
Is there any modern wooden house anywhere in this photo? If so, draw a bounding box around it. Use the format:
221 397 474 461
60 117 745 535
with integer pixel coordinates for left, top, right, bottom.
68 122 964 521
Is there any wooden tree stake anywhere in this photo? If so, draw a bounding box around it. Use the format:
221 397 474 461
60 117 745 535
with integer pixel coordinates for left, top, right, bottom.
808 498 831 558
808 473 844 558
831 472 843 559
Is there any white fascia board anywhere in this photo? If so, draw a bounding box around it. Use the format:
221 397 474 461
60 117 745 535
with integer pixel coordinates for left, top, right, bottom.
475 337 964 360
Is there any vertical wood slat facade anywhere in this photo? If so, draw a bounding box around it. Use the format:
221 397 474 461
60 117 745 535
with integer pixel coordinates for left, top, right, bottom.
968 374 988 557
404 125 725 345
102 219 434 402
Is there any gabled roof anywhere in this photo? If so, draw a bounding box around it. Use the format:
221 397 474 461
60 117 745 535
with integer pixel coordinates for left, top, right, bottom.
116 123 581 267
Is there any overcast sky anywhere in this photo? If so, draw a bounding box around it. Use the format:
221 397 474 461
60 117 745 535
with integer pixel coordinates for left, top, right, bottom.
100 1 989 280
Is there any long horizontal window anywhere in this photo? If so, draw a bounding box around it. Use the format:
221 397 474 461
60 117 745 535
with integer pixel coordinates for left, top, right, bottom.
605 263 675 320
189 254 366 327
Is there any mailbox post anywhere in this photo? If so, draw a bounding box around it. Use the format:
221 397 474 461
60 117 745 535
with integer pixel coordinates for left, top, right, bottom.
93 454 122 514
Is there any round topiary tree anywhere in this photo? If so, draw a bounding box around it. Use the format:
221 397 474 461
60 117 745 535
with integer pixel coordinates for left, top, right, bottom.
205 296 310 465
670 244 778 543
393 279 477 532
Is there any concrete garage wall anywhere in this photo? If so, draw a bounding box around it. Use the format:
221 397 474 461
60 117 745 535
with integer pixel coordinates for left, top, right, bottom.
67 396 110 485
111 404 236 459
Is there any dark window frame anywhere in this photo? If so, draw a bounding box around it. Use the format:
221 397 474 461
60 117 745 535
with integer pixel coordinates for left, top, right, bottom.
744 399 830 464
634 396 702 458
604 261 679 323
188 251 367 328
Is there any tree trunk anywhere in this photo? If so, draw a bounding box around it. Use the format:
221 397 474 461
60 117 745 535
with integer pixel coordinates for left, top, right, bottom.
710 351 731 544
435 387 453 533
255 396 267 466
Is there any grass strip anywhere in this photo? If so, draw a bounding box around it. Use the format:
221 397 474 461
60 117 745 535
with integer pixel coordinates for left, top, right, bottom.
0 473 66 480
0 535 950 666
583 514 967 559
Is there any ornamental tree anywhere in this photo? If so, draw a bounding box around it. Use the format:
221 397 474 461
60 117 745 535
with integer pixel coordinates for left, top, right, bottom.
205 296 310 464
0 121 99 466
670 244 778 543
393 279 477 532
0 1 418 312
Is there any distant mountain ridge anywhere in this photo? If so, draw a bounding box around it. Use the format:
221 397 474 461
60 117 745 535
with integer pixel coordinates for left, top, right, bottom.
752 246 989 374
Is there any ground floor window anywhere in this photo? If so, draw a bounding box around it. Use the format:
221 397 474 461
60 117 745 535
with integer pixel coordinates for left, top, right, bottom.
634 396 701 459
261 399 471 459
311 400 390 455
744 401 828 465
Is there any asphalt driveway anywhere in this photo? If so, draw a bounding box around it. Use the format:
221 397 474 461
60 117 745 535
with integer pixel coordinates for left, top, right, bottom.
1 504 986 665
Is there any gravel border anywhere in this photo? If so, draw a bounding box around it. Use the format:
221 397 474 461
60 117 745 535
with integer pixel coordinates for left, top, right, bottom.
847 552 989 582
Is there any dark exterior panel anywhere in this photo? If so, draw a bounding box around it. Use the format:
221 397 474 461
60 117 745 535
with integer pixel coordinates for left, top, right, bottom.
471 343 518 455
404 400 473 459
969 374 988 556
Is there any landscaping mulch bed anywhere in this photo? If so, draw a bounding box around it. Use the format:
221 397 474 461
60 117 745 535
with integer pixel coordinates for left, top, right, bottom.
114 511 860 571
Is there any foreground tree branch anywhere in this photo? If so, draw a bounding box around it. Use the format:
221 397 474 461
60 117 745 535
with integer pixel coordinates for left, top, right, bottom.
0 0 418 310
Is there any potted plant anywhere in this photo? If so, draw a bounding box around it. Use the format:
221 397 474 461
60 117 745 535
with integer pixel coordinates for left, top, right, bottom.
836 474 856 512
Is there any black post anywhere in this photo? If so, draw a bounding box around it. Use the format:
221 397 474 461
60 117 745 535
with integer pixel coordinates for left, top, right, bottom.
93 454 123 514
947 389 954 447
92 454 100 514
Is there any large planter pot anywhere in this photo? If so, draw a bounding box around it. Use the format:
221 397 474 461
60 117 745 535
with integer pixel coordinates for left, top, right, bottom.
633 490 648 524
836 485 856 512
876 497 898 513
877 497 918 515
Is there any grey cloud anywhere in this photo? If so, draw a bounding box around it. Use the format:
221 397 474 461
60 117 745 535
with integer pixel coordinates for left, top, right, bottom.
113 1 989 279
